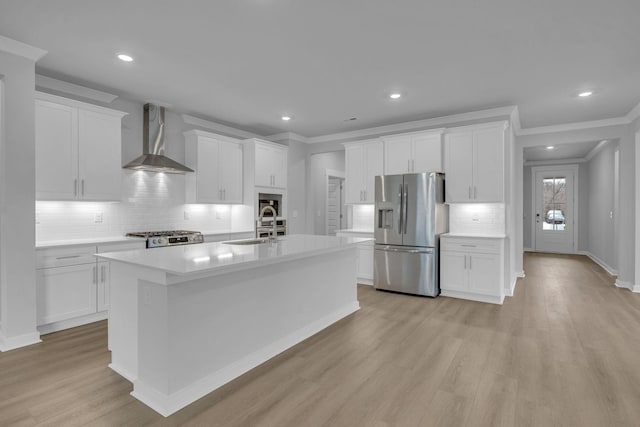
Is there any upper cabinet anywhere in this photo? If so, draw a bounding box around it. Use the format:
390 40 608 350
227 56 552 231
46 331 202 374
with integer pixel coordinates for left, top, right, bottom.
245 139 288 189
444 122 507 203
35 92 127 201
184 130 243 204
344 140 383 204
382 129 444 174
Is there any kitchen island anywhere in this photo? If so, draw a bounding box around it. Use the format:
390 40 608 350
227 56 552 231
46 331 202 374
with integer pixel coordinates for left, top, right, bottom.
96 234 364 416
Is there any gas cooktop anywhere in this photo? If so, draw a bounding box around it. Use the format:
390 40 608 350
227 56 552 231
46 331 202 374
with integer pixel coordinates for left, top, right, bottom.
126 230 204 248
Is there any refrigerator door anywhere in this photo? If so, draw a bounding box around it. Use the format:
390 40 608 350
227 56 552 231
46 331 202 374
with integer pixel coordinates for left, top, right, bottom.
375 174 404 246
373 244 438 297
402 173 436 247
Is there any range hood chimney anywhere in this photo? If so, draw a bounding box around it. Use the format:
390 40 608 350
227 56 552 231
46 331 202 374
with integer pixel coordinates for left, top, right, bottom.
123 103 194 174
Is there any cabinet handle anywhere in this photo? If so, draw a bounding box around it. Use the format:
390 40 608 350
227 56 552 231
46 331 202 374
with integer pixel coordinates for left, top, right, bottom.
56 255 81 260
408 160 410 172
474 186 477 199
464 255 467 269
223 189 226 200
81 179 85 196
363 190 367 201
461 244 477 247
93 266 97 284
468 186 472 199
74 179 78 196
469 256 472 269
101 265 106 282
412 159 415 172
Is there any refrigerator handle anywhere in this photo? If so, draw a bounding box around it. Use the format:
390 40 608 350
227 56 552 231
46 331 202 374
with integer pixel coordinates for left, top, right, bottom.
398 184 404 234
403 183 408 234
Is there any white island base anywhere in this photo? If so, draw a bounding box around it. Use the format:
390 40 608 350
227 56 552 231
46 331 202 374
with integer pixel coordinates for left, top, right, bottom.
100 235 361 417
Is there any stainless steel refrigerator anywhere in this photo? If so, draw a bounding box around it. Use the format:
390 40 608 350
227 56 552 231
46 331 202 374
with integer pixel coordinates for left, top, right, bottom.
374 172 448 296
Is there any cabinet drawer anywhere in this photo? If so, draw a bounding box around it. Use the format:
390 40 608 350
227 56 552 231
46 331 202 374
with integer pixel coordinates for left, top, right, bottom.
96 241 146 253
441 237 501 254
36 245 97 269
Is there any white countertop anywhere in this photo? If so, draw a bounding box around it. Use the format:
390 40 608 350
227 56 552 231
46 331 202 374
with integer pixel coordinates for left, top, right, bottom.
96 234 368 276
336 229 374 235
442 233 506 239
35 229 255 249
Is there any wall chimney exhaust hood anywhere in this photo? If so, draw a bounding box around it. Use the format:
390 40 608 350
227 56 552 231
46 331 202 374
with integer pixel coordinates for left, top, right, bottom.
123 104 194 174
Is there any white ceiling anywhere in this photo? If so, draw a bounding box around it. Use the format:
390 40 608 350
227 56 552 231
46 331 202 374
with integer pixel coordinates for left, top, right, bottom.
523 140 602 162
1 1 639 137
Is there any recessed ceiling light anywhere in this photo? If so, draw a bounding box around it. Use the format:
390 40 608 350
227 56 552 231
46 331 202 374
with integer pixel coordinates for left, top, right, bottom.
546 146 555 150
281 116 291 121
117 54 134 62
578 91 593 97
389 93 402 99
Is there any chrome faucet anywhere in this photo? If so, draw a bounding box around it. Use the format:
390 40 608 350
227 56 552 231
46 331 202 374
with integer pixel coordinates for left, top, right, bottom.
258 206 278 242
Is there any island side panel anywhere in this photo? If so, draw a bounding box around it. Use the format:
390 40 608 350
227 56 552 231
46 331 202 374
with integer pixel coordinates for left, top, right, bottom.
133 246 359 416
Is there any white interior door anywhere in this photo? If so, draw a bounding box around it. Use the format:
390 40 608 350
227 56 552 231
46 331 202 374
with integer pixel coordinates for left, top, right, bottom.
327 176 344 235
533 166 576 253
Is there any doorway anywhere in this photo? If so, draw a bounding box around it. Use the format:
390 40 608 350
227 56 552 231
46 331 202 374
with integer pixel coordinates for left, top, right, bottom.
326 172 345 236
532 165 578 253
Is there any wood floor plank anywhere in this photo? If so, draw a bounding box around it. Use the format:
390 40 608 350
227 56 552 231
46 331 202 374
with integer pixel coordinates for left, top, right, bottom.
1 253 639 426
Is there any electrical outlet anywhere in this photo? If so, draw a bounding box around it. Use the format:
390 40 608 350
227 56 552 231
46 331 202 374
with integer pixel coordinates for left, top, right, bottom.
472 211 480 221
184 211 190 220
94 212 103 223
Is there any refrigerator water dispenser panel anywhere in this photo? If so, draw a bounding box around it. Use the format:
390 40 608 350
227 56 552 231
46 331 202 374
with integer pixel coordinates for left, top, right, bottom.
378 209 394 229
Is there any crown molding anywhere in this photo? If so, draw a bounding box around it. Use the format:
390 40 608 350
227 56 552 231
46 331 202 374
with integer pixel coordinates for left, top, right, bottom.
305 105 517 144
510 106 522 135
584 139 610 162
525 159 585 167
181 114 262 140
35 75 118 104
0 35 47 61
266 132 309 144
626 100 640 123
517 117 630 136
183 129 241 144
35 91 127 118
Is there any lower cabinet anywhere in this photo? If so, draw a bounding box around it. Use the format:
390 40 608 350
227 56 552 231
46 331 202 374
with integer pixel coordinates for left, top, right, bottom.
440 236 504 304
36 240 144 333
336 231 374 285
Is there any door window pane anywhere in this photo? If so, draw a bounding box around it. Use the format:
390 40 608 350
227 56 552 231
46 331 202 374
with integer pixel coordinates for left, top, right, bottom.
542 177 566 231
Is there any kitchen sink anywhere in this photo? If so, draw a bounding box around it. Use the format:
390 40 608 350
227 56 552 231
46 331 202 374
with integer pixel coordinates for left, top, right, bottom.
222 238 269 245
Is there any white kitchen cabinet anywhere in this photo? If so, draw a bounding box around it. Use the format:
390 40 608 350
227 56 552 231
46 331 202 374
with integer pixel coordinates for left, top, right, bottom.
383 130 444 174
440 236 505 304
36 240 145 334
344 140 383 204
35 92 127 201
336 231 374 284
184 130 243 203
444 122 507 203
251 139 287 189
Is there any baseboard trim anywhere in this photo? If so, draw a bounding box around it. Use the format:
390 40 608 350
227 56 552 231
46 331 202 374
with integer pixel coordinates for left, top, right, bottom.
37 311 108 335
131 301 361 417
357 278 373 286
109 363 136 383
615 280 640 293
0 330 41 352
578 251 618 276
524 247 533 252
441 290 504 305
505 274 519 297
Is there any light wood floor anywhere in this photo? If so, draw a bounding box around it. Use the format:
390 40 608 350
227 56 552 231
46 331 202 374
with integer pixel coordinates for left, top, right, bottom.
2 253 640 426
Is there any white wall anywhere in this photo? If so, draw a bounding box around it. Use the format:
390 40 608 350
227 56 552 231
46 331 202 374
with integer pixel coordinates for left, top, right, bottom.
306 151 345 235
586 141 617 271
0 49 40 349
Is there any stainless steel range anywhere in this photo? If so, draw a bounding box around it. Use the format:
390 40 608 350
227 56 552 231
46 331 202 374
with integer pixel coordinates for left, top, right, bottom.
126 230 204 248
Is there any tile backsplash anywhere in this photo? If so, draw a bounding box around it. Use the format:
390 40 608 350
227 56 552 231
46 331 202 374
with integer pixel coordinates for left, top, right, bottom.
448 203 505 236
36 171 251 241
351 204 374 230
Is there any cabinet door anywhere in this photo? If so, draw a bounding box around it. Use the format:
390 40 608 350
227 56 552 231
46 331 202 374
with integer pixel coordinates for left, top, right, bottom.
363 142 383 203
36 263 97 325
345 145 365 204
219 141 243 203
440 251 467 292
383 136 412 174
254 143 275 187
78 109 122 201
467 253 500 296
196 137 222 202
412 133 442 173
35 100 78 200
97 262 110 312
444 132 474 202
357 244 374 281
473 127 504 202
271 146 288 189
